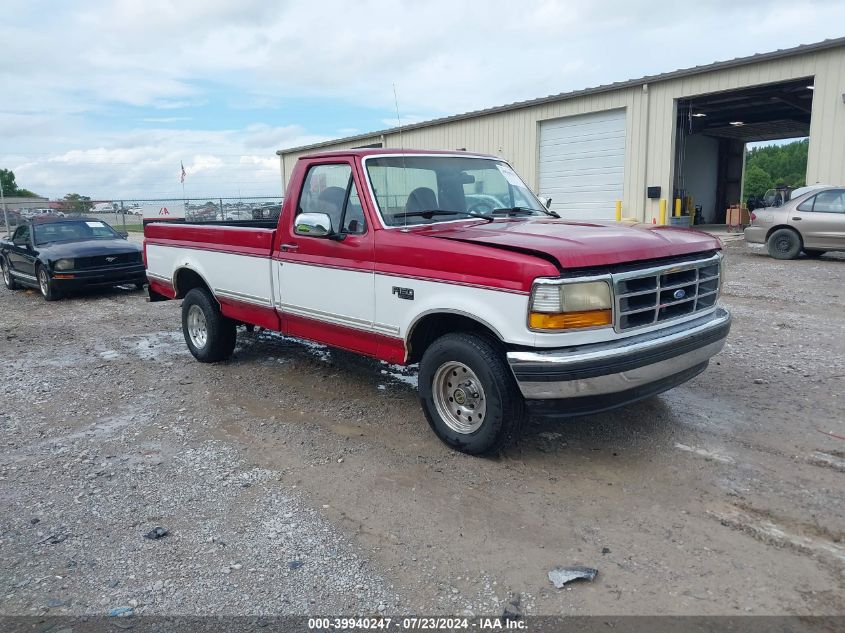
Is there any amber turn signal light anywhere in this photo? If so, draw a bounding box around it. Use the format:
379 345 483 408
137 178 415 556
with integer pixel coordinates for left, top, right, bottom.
529 309 612 330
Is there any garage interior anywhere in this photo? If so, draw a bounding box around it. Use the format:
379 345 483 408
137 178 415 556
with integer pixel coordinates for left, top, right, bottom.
673 77 814 223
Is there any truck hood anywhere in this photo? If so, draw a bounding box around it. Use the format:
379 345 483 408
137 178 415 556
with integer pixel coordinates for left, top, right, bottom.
417 218 721 269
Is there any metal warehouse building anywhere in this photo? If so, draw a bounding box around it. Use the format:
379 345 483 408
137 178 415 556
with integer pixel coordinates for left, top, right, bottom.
278 38 845 224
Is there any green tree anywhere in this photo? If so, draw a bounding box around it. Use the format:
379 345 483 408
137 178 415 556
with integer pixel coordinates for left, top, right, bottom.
62 193 93 214
0 168 39 197
743 165 773 198
744 139 808 200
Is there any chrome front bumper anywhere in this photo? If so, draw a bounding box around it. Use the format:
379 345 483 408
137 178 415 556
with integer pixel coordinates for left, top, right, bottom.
507 308 731 408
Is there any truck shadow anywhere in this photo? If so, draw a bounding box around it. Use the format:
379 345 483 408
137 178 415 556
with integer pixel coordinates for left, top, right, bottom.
233 327 419 394
515 397 677 462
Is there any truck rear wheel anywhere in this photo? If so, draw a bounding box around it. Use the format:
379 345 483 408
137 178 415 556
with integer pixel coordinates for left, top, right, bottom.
419 332 526 455
182 288 236 362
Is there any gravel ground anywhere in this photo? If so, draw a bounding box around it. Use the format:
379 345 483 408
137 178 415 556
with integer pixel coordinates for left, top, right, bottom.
0 238 843 617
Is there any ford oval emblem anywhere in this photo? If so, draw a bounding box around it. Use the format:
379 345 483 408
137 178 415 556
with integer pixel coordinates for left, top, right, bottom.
673 289 686 300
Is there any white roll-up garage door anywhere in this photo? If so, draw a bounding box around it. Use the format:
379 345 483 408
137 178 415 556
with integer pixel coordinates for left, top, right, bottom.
538 109 626 220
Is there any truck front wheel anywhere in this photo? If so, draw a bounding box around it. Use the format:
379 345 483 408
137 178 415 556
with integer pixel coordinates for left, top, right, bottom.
419 332 526 455
182 288 237 362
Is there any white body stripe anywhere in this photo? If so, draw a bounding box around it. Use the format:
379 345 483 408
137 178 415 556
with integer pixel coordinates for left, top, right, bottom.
374 274 532 345
275 261 374 327
146 244 274 307
148 243 717 349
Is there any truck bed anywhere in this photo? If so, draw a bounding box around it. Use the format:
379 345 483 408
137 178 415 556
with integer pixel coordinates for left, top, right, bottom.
144 221 277 257
143 220 280 330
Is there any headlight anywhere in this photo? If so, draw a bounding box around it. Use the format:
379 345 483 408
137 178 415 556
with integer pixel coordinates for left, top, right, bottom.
718 252 726 293
54 258 74 270
529 279 613 330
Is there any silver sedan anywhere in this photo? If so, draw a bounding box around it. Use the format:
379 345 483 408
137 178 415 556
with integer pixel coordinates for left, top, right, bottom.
744 186 845 259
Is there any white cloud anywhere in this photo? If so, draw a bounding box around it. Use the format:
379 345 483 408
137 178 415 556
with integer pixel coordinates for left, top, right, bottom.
7 125 329 199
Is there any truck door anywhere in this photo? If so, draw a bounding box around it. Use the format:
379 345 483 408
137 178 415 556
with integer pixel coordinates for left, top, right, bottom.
274 161 377 355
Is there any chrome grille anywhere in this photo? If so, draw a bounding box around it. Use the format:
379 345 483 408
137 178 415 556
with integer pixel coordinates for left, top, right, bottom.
612 255 721 331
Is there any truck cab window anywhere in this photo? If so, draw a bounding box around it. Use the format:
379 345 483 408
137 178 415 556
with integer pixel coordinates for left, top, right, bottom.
298 163 366 234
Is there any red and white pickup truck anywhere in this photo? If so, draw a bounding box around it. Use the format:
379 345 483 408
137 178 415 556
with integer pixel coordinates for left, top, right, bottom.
144 149 730 454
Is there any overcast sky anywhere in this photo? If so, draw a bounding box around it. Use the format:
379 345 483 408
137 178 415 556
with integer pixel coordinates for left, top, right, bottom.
2 0 843 200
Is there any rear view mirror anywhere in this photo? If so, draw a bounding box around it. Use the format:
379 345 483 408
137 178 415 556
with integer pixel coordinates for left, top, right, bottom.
294 213 333 238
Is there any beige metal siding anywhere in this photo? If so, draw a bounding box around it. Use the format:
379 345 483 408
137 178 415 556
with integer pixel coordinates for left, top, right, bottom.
280 46 845 221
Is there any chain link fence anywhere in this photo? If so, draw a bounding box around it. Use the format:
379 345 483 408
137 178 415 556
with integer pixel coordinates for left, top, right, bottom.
3 196 283 233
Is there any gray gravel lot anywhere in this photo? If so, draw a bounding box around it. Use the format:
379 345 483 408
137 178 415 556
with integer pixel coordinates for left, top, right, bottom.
0 239 843 617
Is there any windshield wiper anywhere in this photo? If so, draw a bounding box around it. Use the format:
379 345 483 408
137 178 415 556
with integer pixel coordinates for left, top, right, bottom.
490 206 561 219
399 209 494 222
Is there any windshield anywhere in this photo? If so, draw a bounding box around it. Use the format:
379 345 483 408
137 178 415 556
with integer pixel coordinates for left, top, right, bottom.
33 220 119 245
365 155 547 226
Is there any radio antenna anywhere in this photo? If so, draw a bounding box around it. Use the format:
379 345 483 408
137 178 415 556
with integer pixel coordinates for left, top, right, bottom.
393 83 403 150
394 83 409 230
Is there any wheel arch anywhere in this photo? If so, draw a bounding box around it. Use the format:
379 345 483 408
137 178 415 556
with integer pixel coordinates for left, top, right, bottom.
173 266 214 300
765 224 803 243
406 310 504 364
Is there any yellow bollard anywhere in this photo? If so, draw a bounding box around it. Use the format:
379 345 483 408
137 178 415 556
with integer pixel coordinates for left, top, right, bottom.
615 200 622 222
659 199 667 225
674 198 681 218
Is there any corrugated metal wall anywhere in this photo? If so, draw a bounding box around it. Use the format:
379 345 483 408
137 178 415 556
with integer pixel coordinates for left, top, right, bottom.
280 46 845 222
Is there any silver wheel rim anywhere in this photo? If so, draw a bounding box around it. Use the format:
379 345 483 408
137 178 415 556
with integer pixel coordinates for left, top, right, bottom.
39 269 49 295
187 304 208 349
432 361 487 434
2 261 9 286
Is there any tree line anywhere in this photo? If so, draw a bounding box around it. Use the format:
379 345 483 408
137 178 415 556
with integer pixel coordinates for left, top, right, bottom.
743 139 808 199
1 168 92 212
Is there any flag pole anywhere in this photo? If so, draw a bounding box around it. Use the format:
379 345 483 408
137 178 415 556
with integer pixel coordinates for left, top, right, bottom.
180 161 187 213
0 177 9 237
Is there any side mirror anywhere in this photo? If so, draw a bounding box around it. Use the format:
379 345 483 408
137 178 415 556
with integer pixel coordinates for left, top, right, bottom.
294 212 333 238
543 197 553 209
117 230 129 239
13 237 28 247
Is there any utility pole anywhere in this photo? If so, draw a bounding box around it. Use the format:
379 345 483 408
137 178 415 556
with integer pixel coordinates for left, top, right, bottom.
0 176 9 237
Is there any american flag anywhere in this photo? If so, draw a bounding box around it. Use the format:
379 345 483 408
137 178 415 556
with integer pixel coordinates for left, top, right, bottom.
180 161 186 184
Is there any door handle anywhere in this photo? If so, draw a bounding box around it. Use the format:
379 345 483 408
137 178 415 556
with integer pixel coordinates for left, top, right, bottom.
280 243 299 252
792 216 802 221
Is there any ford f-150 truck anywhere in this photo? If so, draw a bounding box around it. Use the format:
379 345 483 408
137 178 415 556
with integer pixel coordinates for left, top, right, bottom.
144 149 730 454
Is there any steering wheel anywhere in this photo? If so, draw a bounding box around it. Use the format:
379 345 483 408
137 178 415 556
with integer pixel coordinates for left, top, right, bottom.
467 201 494 214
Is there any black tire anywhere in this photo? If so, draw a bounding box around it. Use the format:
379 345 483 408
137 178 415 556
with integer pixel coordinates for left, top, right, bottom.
767 228 802 260
418 332 527 455
804 249 826 258
2 257 20 290
135 282 146 290
181 288 236 362
37 264 60 301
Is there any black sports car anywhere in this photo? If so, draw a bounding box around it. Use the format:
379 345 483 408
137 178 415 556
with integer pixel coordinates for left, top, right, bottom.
1 217 146 301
